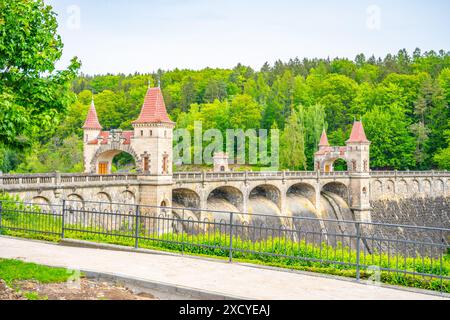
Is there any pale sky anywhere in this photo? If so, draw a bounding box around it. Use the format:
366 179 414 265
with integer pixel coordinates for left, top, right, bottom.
45 0 450 75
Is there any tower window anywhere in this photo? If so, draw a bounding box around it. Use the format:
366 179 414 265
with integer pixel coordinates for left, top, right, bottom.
141 130 143 136
150 130 153 136
164 131 167 138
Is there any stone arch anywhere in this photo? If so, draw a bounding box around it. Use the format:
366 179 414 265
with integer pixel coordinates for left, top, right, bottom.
67 193 84 208
398 179 408 194
287 182 316 206
32 196 52 212
321 182 349 201
422 179 432 194
411 179 420 194
372 180 383 196
386 180 395 194
249 184 281 209
121 190 135 204
96 192 112 203
89 144 140 174
435 179 444 195
207 186 244 211
172 188 201 209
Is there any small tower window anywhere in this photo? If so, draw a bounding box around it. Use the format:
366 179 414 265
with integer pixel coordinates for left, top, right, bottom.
150 130 153 136
162 154 169 174
140 130 144 136
164 130 167 138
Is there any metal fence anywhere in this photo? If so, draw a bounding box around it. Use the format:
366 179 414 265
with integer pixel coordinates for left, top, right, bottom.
0 199 449 293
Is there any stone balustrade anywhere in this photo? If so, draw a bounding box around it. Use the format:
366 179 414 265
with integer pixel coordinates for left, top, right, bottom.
1 170 449 190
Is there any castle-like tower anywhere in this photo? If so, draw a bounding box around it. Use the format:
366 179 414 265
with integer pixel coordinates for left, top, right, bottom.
82 86 174 176
82 86 175 207
314 121 370 174
314 121 371 221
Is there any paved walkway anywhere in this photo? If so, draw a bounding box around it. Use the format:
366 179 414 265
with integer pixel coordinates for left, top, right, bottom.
0 237 446 300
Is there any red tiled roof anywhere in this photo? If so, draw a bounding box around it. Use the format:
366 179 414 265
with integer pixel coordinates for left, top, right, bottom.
82 100 102 130
347 121 369 143
132 87 174 125
87 131 134 145
319 130 329 147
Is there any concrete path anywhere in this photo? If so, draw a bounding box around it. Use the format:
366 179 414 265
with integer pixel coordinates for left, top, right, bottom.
0 236 446 300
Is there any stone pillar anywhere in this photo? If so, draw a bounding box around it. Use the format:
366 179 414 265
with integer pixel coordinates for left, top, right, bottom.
315 173 322 214
349 173 372 222
137 175 173 233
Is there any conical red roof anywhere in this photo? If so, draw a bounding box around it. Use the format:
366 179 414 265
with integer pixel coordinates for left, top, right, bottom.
82 99 102 130
319 129 329 147
347 121 369 143
133 87 174 125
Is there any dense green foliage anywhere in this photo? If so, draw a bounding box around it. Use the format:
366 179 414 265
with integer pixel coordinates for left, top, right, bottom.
0 0 80 172
6 48 450 173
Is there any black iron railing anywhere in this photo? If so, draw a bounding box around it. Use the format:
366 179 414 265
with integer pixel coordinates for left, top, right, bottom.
0 199 449 293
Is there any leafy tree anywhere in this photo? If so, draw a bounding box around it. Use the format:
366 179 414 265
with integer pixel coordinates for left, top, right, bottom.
15 135 83 173
0 0 80 151
228 94 262 130
280 109 307 170
364 105 416 169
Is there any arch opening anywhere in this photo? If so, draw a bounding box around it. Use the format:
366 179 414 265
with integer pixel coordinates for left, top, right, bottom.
90 145 139 174
333 159 348 171
207 186 244 212
287 183 316 206
322 182 349 201
112 152 136 173
172 188 201 209
249 185 281 208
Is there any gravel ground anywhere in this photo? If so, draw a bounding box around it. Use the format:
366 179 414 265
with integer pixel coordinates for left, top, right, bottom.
0 278 156 300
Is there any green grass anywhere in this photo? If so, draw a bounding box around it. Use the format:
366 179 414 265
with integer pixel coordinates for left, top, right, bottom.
23 291 48 300
0 259 77 286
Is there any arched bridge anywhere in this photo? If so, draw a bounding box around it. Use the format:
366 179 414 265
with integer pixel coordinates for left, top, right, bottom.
1 170 449 222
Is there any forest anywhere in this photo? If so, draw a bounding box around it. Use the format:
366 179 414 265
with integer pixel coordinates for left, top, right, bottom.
1 1 450 173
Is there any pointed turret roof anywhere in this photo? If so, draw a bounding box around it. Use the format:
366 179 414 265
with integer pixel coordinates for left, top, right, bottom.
346 121 369 143
82 99 102 130
132 87 174 125
319 129 330 147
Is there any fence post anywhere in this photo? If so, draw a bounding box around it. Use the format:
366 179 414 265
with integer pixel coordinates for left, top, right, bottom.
61 199 66 239
134 205 140 249
229 212 234 263
356 222 361 281
0 201 3 235
181 209 185 255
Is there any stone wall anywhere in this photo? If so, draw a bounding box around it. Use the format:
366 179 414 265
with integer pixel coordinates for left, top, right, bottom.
368 197 450 256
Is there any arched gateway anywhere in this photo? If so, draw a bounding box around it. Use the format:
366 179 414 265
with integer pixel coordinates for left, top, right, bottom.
83 86 175 175
314 121 372 221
